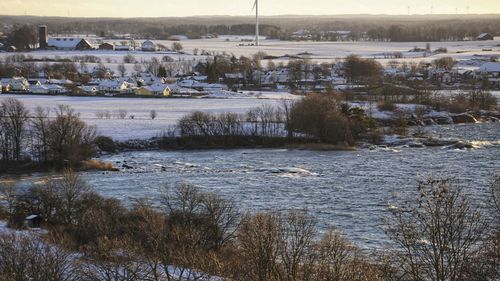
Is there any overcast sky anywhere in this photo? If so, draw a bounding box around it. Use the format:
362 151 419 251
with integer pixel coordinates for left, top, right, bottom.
1 0 499 17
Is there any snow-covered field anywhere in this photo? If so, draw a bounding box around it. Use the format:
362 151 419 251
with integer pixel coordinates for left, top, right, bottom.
0 93 297 140
162 36 500 58
1 37 498 70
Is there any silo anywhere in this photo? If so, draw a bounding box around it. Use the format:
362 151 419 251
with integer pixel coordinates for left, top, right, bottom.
38 25 48 49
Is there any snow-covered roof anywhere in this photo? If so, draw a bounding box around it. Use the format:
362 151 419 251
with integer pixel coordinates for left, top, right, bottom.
479 62 500 72
46 84 65 90
25 215 39 220
477 33 492 38
166 83 200 94
115 45 130 50
80 85 98 92
47 78 73 85
48 37 89 49
30 85 49 91
99 80 127 87
168 35 188 41
225 73 245 79
148 83 170 92
142 40 155 48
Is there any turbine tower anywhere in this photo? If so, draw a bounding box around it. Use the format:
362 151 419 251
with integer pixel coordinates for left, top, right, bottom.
252 0 259 46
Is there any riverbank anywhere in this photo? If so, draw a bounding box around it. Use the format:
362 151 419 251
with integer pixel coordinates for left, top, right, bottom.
100 120 499 155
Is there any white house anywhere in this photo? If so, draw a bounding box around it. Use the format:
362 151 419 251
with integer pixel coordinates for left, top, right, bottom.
477 62 500 86
98 80 129 94
47 78 73 86
9 77 30 92
79 85 98 95
141 40 156 52
30 85 50 94
166 83 200 96
137 83 171 97
177 79 228 92
29 84 66 94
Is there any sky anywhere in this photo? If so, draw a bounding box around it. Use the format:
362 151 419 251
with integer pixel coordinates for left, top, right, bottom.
1 0 499 17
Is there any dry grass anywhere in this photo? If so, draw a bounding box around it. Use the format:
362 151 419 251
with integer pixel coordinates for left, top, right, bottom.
80 160 118 171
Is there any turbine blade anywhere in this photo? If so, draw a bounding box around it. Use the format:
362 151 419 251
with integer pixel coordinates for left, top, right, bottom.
251 0 257 12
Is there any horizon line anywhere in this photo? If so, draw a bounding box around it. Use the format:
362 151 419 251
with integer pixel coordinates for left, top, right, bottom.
1 13 500 19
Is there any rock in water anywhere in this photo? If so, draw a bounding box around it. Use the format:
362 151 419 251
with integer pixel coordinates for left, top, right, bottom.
451 113 477 124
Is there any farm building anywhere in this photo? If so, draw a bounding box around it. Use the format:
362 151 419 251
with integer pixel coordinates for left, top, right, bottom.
141 40 156 52
99 43 115 50
24 215 42 228
48 37 94 50
477 33 494 41
115 45 131 51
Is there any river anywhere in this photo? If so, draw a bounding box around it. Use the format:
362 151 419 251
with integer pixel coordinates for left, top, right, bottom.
72 122 500 249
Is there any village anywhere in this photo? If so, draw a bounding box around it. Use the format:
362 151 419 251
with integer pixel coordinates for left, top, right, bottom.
0 25 499 99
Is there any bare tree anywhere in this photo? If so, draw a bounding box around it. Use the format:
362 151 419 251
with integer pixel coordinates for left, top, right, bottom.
237 212 281 281
117 63 126 77
0 233 78 281
114 110 128 119
314 228 382 280
386 177 489 281
150 110 158 120
30 106 51 163
79 237 152 281
0 182 16 217
0 98 29 162
48 105 97 165
276 210 317 281
58 169 91 225
172 42 183 53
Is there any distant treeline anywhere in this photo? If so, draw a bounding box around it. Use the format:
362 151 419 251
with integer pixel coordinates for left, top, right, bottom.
1 15 499 42
141 24 285 40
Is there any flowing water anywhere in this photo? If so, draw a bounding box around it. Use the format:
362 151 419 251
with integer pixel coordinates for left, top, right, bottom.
7 123 500 249
80 123 499 249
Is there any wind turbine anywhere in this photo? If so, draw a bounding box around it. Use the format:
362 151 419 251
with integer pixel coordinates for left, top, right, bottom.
252 0 260 46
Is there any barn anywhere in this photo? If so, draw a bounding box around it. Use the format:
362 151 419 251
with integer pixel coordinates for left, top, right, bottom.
99 42 115 51
48 37 94 50
477 33 494 41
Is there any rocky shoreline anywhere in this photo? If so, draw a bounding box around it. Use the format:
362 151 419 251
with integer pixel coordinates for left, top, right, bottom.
104 110 498 152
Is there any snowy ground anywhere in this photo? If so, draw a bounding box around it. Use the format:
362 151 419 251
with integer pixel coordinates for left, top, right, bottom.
0 94 297 140
163 36 500 58
1 37 498 71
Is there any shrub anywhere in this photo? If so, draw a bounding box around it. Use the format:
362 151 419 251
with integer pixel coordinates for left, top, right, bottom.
344 55 383 82
150 110 157 120
95 136 116 153
290 94 367 145
391 110 408 136
377 101 398 112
